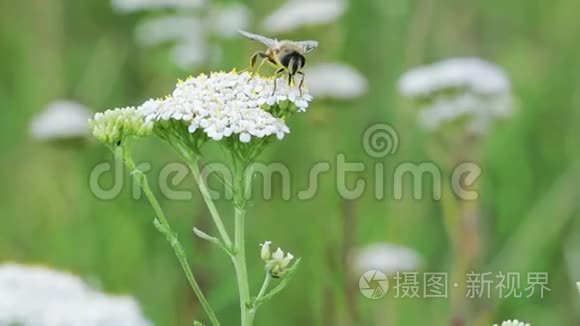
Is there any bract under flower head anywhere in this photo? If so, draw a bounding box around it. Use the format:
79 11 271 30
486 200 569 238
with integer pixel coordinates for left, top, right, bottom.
90 107 153 146
139 71 312 143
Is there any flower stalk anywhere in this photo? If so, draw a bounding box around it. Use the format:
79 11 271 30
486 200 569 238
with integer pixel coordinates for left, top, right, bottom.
231 159 253 326
185 155 233 251
119 146 220 326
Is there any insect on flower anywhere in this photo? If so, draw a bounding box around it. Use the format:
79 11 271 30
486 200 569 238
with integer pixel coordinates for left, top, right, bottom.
238 30 318 95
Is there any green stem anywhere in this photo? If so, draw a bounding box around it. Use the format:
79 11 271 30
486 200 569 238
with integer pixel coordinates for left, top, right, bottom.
233 205 253 326
121 147 220 326
186 158 233 249
232 159 253 326
255 273 272 302
250 273 272 317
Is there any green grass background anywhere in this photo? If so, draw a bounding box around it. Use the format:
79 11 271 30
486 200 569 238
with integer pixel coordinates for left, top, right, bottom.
1 0 579 325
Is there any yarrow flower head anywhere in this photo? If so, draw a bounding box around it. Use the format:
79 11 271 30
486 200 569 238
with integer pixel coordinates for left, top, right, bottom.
493 319 531 326
139 71 312 144
398 57 514 134
89 106 153 146
260 241 295 278
0 263 151 326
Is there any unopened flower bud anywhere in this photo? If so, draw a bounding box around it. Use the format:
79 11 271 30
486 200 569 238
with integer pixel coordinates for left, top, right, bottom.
90 107 153 146
281 253 294 269
272 248 284 261
260 241 272 261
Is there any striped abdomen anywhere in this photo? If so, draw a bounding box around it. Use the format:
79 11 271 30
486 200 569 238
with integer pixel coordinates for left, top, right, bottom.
280 51 306 75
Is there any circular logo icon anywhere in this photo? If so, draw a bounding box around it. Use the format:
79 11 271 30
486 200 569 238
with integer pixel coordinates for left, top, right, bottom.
362 123 400 159
359 270 389 299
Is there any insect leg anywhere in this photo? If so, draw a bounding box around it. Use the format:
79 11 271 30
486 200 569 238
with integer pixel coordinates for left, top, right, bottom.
297 71 305 96
244 51 269 74
286 57 297 86
272 67 286 96
255 58 267 76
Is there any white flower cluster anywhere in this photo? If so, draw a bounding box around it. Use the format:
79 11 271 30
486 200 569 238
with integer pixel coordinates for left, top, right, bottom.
90 106 153 145
260 241 295 278
398 58 514 133
30 100 92 141
351 243 423 276
139 72 312 143
0 263 151 326
493 319 531 326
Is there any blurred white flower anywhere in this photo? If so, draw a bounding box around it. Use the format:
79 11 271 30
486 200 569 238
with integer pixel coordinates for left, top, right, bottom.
211 3 251 39
115 0 253 70
139 71 312 143
0 263 151 326
305 63 368 99
398 58 511 97
351 243 423 276
130 7 249 69
398 58 514 134
262 0 347 33
493 320 531 326
111 0 204 13
135 16 204 47
134 16 212 69
30 100 92 141
171 40 210 70
416 92 513 133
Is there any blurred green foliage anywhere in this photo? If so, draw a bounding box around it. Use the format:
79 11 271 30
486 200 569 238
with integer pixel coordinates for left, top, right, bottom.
1 0 580 325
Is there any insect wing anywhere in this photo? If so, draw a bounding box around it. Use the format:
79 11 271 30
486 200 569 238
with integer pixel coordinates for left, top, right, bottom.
297 40 319 53
238 30 278 48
